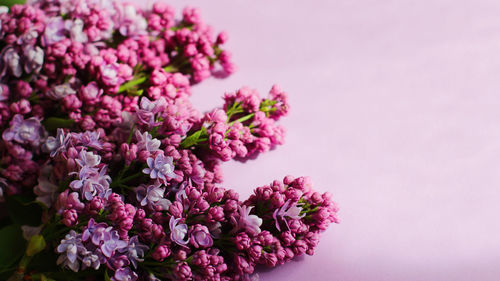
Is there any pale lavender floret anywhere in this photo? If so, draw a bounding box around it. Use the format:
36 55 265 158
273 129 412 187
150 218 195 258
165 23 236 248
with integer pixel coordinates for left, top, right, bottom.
43 17 66 46
1 47 22 78
135 131 160 152
114 3 147 37
66 18 88 43
81 250 101 270
0 83 9 101
72 131 103 149
272 200 304 231
82 218 108 243
43 128 71 157
101 230 128 258
56 230 86 272
70 165 111 200
169 216 189 246
82 219 127 258
143 154 176 182
23 45 44 74
189 224 213 248
136 97 166 127
2 114 45 146
135 184 171 210
76 150 101 168
113 267 138 281
232 205 263 236
46 83 76 100
120 235 148 269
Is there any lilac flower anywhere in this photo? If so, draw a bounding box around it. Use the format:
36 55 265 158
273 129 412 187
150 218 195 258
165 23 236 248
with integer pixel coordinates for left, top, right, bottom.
82 219 108 243
136 97 166 127
0 177 7 202
169 217 189 246
135 184 171 210
121 236 148 269
232 205 263 236
34 178 58 207
81 250 101 270
143 154 176 182
100 63 119 86
189 224 213 248
1 47 22 78
72 131 103 149
101 230 128 258
70 166 111 200
43 128 71 157
67 18 88 43
56 230 86 272
272 200 304 231
23 45 44 74
2 114 45 146
43 17 66 46
0 83 9 101
135 131 160 152
113 267 138 281
46 83 76 100
76 150 101 168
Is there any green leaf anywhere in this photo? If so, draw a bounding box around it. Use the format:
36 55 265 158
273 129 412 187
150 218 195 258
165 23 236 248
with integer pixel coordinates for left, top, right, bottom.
104 269 112 281
26 235 45 256
42 117 74 132
5 195 42 226
180 128 205 148
0 225 25 270
0 0 25 8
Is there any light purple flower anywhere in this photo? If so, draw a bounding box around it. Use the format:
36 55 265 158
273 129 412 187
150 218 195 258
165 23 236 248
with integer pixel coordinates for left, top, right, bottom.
43 17 66 46
1 47 22 77
23 45 44 74
81 250 101 270
76 150 101 168
232 205 263 236
272 200 304 231
135 184 171 210
82 219 127 258
43 128 71 157
101 229 128 258
72 131 103 149
82 218 108 243
2 114 45 146
70 166 111 200
47 83 76 100
56 230 86 272
34 178 58 207
169 216 189 246
114 4 147 37
143 154 176 182
67 18 88 43
135 131 160 152
121 235 148 269
189 224 213 248
113 267 138 281
136 97 166 127
0 83 9 101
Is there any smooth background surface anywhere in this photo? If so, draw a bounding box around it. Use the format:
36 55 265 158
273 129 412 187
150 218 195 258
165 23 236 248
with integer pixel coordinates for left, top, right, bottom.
137 1 500 280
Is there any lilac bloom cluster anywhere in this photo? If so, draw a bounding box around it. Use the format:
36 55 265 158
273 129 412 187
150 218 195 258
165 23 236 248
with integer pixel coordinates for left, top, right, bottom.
0 1 339 280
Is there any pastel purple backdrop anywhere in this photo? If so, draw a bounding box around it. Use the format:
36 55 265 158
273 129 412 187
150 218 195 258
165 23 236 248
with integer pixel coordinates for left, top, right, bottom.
130 1 500 280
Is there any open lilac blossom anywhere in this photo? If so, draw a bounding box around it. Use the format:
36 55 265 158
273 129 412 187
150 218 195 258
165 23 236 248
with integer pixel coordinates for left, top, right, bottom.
135 184 171 210
0 177 6 202
169 216 189 246
82 219 108 243
43 128 71 157
121 236 148 269
56 230 86 272
113 267 138 281
101 229 128 258
43 16 66 45
34 178 59 207
135 131 160 152
272 200 304 231
76 150 102 168
23 45 44 74
72 131 103 149
1 47 22 77
189 224 213 248
2 114 45 146
136 97 166 127
81 250 101 270
70 166 111 200
143 154 176 183
46 83 76 100
232 205 263 236
114 3 147 37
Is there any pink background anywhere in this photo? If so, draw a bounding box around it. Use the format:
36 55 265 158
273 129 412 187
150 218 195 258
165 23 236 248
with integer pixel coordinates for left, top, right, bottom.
139 1 500 280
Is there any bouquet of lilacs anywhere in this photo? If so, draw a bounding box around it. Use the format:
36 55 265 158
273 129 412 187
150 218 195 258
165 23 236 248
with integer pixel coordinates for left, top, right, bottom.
0 0 339 280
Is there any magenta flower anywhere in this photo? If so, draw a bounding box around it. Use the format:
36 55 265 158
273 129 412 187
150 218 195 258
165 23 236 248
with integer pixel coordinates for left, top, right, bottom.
43 128 71 157
169 216 189 246
189 224 213 248
135 184 171 210
143 154 176 183
43 17 66 46
113 267 138 281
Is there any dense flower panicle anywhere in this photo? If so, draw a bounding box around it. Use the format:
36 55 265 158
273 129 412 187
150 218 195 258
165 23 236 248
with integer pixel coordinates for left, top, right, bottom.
0 1 338 280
